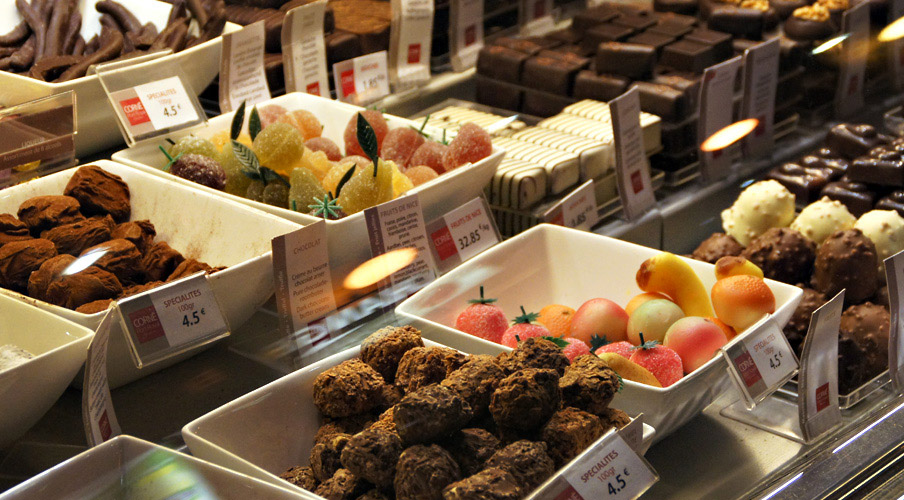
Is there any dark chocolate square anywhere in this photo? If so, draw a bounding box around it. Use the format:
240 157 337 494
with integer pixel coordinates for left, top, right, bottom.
572 7 619 34
573 70 631 101
634 81 687 121
707 7 765 40
477 45 530 83
627 31 676 55
660 39 716 74
545 29 582 45
595 42 657 79
649 20 695 38
522 55 584 95
685 28 733 60
652 73 701 114
494 37 544 55
538 49 591 69
582 23 636 53
613 15 659 31
653 0 699 15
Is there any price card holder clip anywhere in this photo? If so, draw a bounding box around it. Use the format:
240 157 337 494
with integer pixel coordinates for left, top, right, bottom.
116 271 230 368
96 55 207 147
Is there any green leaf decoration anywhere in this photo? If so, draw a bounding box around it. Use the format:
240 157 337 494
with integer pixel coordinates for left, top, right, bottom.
165 138 176 145
230 101 246 140
632 332 660 351
260 167 290 187
441 129 449 145
616 373 624 393
467 286 498 305
590 334 610 352
231 139 261 177
249 106 262 141
407 114 431 138
542 336 570 349
292 200 298 212
512 305 539 325
334 164 356 198
356 113 380 177
308 194 344 219
158 145 182 172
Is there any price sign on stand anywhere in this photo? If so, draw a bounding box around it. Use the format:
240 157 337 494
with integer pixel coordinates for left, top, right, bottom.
544 179 599 231
699 56 742 183
798 290 844 442
519 0 555 36
282 0 330 96
333 51 391 105
722 315 799 408
610 88 656 221
117 272 230 368
220 21 271 112
560 430 658 500
82 310 122 446
886 250 904 392
836 2 870 117
742 38 780 155
389 0 434 89
449 0 484 71
427 196 500 274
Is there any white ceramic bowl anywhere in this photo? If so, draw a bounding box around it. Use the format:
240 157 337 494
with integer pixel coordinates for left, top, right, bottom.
0 435 313 499
182 339 655 497
0 0 240 156
0 160 302 388
0 295 93 449
396 224 804 440
112 92 506 304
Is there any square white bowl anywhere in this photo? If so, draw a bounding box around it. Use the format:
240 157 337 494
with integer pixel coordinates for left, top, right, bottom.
396 224 804 440
0 435 314 499
0 294 94 449
112 92 506 304
0 160 302 388
0 0 240 156
182 340 655 497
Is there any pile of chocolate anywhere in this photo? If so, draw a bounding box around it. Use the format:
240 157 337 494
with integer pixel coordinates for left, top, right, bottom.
284 327 629 500
0 165 222 314
1 0 226 82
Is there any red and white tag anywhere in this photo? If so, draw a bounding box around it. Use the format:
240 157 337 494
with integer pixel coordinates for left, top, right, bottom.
82 310 122 446
520 0 555 36
219 21 271 113
742 39 780 155
722 315 799 407
699 56 742 183
561 431 658 500
610 88 656 221
427 197 500 273
545 179 599 231
390 0 434 89
282 1 330 96
836 2 870 117
333 51 391 105
450 0 484 71
108 76 201 141
798 290 844 441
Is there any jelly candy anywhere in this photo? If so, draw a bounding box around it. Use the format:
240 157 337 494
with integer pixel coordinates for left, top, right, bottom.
169 136 218 160
442 122 493 172
337 159 393 214
262 182 290 208
381 128 425 168
390 161 414 197
344 109 388 157
252 122 306 177
246 180 266 202
305 137 342 161
257 104 288 129
278 110 323 141
170 154 227 190
409 141 448 174
405 165 439 186
219 149 253 196
299 148 334 181
289 167 328 210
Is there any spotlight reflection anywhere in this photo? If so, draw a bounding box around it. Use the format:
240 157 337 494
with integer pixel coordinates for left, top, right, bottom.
700 119 759 152
343 248 418 289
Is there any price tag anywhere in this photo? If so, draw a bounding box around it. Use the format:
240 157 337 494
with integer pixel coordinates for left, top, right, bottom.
106 75 203 144
836 2 870 117
271 220 337 337
886 249 904 392
560 431 658 500
545 179 599 231
699 56 742 183
722 315 800 408
889 0 904 89
610 88 656 221
742 39 780 155
618 414 644 453
282 0 330 97
333 51 391 106
117 272 230 368
364 194 437 303
219 21 271 113
81 310 122 446
798 290 844 442
520 0 555 35
389 0 434 89
427 197 500 273
449 0 484 71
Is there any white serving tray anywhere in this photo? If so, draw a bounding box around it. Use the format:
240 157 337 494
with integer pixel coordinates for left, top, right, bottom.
183 339 654 498
0 435 314 499
0 160 301 388
396 224 803 440
112 92 506 304
0 0 240 156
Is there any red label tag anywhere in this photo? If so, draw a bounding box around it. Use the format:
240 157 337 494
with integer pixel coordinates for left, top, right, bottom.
533 0 545 17
128 305 165 344
555 486 583 500
431 226 457 261
465 25 476 46
99 411 113 440
340 69 356 96
630 171 643 194
735 351 763 388
306 81 321 96
408 43 421 64
119 97 150 126
815 382 830 412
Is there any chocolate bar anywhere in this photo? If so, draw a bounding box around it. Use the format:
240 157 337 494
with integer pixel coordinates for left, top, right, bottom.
573 70 630 101
477 45 530 83
595 42 656 79
634 81 688 121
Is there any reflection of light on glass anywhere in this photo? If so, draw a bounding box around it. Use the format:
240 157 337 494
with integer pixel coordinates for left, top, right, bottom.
343 248 418 289
879 16 904 42
760 472 803 500
832 401 904 454
62 247 108 276
700 119 759 152
812 34 849 55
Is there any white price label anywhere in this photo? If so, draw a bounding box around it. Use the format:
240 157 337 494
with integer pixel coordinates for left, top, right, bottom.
699 56 742 183
108 76 202 142
798 290 844 441
450 0 484 71
546 180 598 230
562 432 657 500
722 315 799 406
82 310 121 446
389 0 434 88
333 51 391 105
886 249 904 392
219 21 271 113
427 197 500 273
742 39 780 154
282 1 330 96
610 88 656 221
836 2 870 117
117 273 229 368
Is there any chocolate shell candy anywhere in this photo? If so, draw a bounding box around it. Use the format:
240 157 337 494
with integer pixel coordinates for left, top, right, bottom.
848 146 904 187
41 216 115 256
707 6 765 40
653 0 700 15
784 288 827 356
783 12 836 40
840 302 889 376
771 0 810 18
660 39 715 73
582 24 635 53
521 54 584 95
766 163 832 205
813 228 879 304
0 238 57 292
742 227 816 285
17 196 84 235
821 179 875 217
571 6 618 34
45 265 123 310
573 71 630 101
875 191 904 218
0 214 31 246
825 124 890 160
477 45 529 83
63 165 131 222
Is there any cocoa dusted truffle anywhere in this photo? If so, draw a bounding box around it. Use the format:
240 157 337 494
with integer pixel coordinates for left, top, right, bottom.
45 266 123 309
340 428 403 488
315 414 376 446
17 195 83 235
41 216 115 256
120 281 166 299
496 338 569 376
442 468 522 500
394 384 473 444
443 428 501 476
279 465 318 491
840 302 890 375
369 407 398 435
441 355 505 416
490 369 560 432
166 259 214 282
75 299 114 314
361 325 425 382
484 440 555 492
742 228 816 285
559 355 620 415
541 407 605 467
313 359 387 418
0 238 57 291
63 165 131 222
314 468 370 500
358 490 392 500
310 433 352 482
396 347 468 393
82 239 143 284
784 288 827 355
395 444 461 500
0 214 31 245
813 229 879 304
111 220 156 253
28 254 76 300
142 241 186 282
599 407 632 429
691 232 745 264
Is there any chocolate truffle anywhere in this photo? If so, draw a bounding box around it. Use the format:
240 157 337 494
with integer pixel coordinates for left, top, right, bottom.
63 165 131 222
839 334 871 394
81 239 143 284
441 355 505 416
442 468 522 500
442 428 500 476
394 384 473 444
599 407 632 428
361 325 425 383
0 214 31 245
396 346 468 393
41 216 115 256
27 253 77 300
490 368 560 432
840 302 890 375
315 414 376 446
313 359 386 418
783 4 836 41
111 220 156 253
0 238 57 291
742 228 816 285
541 407 605 467
784 288 827 355
17 196 84 235
279 466 318 491
395 444 461 500
484 440 555 492
120 281 166 299
142 241 186 282
340 428 403 488
559 355 620 416
496 337 569 376
313 468 369 500
692 233 745 263
310 433 352 482
813 228 879 304
45 266 123 310
166 259 215 282
75 299 114 314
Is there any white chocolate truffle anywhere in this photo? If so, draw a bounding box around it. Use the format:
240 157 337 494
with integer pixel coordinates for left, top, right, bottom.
854 209 904 280
721 180 796 246
790 196 856 245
